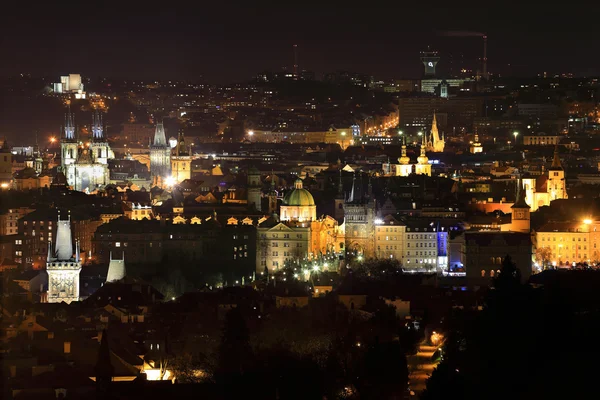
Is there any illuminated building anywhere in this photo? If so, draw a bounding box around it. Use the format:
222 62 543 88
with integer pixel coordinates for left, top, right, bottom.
170 130 191 183
280 179 316 222
395 136 413 177
257 178 342 272
46 211 81 304
344 174 376 257
522 146 568 211
0 138 12 188
470 134 483 153
536 221 594 266
425 113 445 152
62 110 111 192
149 122 171 182
415 135 432 176
106 252 126 282
420 49 440 78
510 181 531 234
52 74 86 99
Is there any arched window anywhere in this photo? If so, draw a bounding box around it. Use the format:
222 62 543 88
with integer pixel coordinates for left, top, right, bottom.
490 270 495 277
481 270 486 277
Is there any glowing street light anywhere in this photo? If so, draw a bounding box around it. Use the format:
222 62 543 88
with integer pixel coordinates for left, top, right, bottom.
50 137 56 144
247 130 254 136
398 130 403 135
583 219 592 225
513 131 519 144
164 176 176 187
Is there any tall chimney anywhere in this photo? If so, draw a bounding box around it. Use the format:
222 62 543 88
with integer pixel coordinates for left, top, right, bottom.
483 35 488 80
293 44 298 80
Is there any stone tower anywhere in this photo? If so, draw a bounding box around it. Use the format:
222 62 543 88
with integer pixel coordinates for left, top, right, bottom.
247 166 262 211
511 178 531 233
61 109 78 170
170 130 191 183
268 173 278 215
548 145 568 201
150 122 171 180
47 210 81 304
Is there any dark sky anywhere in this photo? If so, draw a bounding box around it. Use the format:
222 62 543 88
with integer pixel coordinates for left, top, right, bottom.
2 2 599 83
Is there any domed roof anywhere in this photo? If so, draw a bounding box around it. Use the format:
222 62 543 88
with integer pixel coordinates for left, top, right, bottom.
16 167 37 179
282 178 315 207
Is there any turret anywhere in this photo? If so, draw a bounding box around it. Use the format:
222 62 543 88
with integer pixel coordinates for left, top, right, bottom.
511 176 531 233
91 111 103 140
153 122 167 146
64 109 75 141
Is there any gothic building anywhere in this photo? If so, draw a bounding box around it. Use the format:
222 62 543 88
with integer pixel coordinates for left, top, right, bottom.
522 145 568 211
150 122 171 182
425 113 445 152
62 110 111 192
46 211 81 304
344 173 376 257
171 130 191 183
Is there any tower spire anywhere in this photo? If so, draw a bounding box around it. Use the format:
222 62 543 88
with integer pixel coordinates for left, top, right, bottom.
550 144 563 170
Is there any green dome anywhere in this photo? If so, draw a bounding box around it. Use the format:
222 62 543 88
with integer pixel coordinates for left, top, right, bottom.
282 178 315 206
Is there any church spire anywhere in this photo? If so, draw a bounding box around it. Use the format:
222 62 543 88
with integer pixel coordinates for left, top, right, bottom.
153 122 167 146
64 107 75 141
337 169 344 198
92 110 103 141
47 240 54 262
512 176 530 209
550 144 563 170
347 173 356 203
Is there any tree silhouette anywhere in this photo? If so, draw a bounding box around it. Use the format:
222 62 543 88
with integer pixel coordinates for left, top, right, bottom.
216 307 255 398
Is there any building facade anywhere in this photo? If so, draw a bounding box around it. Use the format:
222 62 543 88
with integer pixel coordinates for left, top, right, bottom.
62 111 112 192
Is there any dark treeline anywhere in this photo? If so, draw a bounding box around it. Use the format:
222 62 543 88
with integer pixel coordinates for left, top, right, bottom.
422 257 600 400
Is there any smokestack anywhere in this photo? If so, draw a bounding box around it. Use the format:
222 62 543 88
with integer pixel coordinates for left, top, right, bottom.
293 44 298 80
483 35 488 80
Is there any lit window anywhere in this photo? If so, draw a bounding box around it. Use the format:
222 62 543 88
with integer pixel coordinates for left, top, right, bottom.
115 242 121 247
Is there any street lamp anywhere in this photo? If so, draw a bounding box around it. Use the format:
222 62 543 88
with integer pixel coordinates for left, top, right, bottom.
513 131 519 145
398 130 403 136
341 131 347 150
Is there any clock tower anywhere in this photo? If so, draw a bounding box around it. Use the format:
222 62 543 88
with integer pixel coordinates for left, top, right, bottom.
511 179 531 233
46 211 81 304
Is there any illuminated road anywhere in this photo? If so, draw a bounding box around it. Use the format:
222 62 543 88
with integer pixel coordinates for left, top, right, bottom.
408 343 442 397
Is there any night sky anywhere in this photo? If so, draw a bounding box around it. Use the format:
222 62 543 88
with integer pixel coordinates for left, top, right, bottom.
1 3 599 83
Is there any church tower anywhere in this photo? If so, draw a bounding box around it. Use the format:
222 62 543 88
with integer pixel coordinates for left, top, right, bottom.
511 178 531 233
247 166 262 211
415 134 432 176
334 170 345 220
150 122 171 181
89 110 113 165
61 110 78 170
47 210 81 304
431 113 445 152
396 136 413 177
470 134 483 153
268 173 278 215
170 130 191 183
548 145 568 201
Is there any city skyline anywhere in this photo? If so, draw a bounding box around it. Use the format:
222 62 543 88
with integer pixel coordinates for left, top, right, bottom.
2 3 600 82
